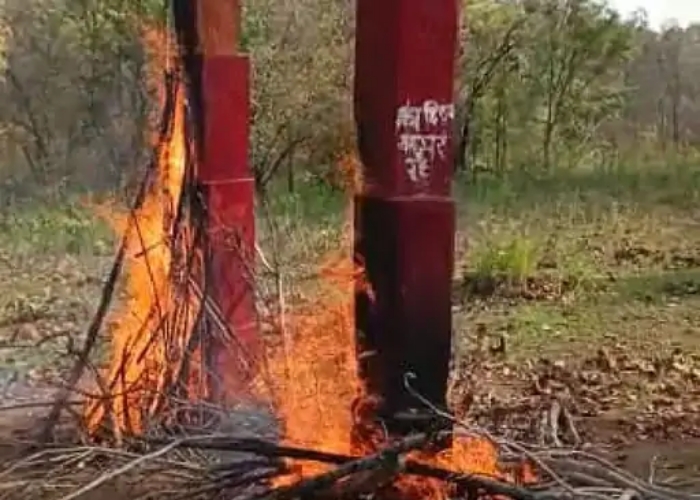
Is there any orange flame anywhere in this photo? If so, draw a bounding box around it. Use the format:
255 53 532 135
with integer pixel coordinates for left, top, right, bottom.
84 28 204 436
257 254 363 481
86 24 535 500
254 153 534 496
85 80 192 435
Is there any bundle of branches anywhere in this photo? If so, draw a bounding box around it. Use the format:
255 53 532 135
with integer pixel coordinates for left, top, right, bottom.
37 58 260 443
2 418 698 500
36 0 279 444
138 428 700 500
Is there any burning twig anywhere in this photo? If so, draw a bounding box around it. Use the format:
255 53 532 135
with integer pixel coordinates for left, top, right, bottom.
162 433 700 500
251 445 404 500
37 204 137 444
403 372 580 494
137 434 543 498
37 69 183 445
404 462 552 500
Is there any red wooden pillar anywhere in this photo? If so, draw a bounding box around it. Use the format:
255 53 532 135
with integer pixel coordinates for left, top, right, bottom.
196 0 260 399
354 0 459 435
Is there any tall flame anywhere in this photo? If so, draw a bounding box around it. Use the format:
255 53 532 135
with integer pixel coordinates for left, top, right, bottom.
86 82 190 434
84 27 198 436
86 24 535 500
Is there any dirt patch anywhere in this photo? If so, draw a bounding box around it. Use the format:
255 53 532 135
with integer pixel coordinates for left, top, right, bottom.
618 440 700 490
450 344 700 446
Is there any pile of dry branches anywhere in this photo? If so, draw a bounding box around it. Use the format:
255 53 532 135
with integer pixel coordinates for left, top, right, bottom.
29 61 264 445
1 411 698 500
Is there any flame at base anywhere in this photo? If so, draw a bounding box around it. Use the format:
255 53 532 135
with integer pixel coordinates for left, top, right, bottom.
253 151 535 495
256 255 364 480
257 244 534 495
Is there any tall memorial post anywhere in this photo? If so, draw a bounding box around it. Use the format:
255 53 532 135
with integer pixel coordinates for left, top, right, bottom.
195 0 260 398
354 0 460 436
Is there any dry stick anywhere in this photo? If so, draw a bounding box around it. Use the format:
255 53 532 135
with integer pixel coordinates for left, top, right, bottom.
187 276 255 377
54 375 169 443
34 177 160 442
169 286 207 402
548 400 563 448
129 211 169 423
119 340 139 436
195 437 544 500
207 458 283 476
106 336 143 443
564 471 619 489
541 451 700 500
258 195 293 409
560 402 582 447
146 246 199 420
97 70 183 389
401 372 590 498
0 400 82 412
147 433 444 467
543 458 694 500
245 437 548 500
56 440 184 500
404 375 696 500
143 434 695 500
14 434 545 500
404 462 553 500
170 465 284 500
86 328 151 437
146 435 357 465
168 217 209 400
618 489 640 500
252 242 285 402
100 130 194 433
156 227 194 392
80 356 124 445
130 203 166 333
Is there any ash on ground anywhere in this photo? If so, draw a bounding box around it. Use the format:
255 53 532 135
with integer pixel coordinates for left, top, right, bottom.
147 398 282 465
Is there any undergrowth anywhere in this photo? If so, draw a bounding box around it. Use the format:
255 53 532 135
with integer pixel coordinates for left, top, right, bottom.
0 201 112 255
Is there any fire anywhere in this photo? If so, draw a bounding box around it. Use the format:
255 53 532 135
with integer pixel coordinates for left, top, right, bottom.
258 254 363 480
84 23 533 500
253 151 365 479
255 152 529 494
84 28 202 436
258 245 534 496
399 436 536 499
85 79 192 434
